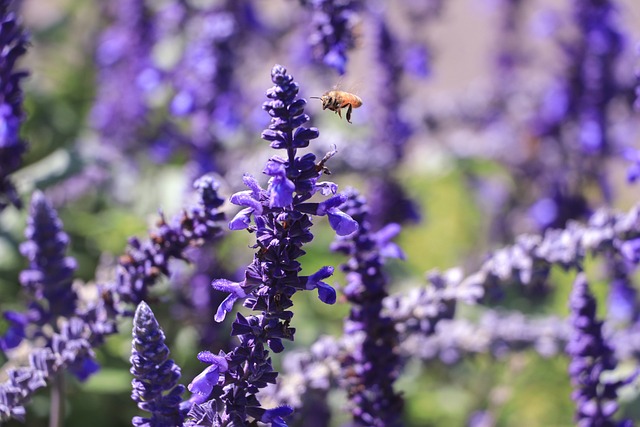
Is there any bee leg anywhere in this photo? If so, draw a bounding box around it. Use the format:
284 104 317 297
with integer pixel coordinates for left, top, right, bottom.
345 104 353 123
337 108 342 119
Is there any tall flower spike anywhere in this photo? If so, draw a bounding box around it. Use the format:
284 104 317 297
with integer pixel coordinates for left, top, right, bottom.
0 0 29 211
184 65 357 425
19 192 78 311
114 175 225 310
566 272 632 426
130 301 185 427
14 191 78 331
331 189 405 426
306 0 360 74
91 0 155 152
365 13 421 230
169 6 244 177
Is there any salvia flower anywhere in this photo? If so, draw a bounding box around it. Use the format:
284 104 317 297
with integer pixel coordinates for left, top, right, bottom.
0 316 96 423
566 272 632 426
0 0 28 211
306 0 360 74
258 335 346 417
371 14 412 165
0 311 27 351
184 64 357 425
330 189 405 426
572 0 624 155
0 191 80 352
18 191 79 323
622 147 640 184
401 310 571 364
91 0 156 152
363 14 421 229
114 175 225 310
169 7 242 176
130 301 185 427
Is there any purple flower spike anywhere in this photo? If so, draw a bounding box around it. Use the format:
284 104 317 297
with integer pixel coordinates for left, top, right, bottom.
0 0 28 211
186 65 354 425
130 301 185 427
114 176 225 309
91 0 155 153
19 191 78 323
306 0 360 74
567 272 632 426
331 189 405 426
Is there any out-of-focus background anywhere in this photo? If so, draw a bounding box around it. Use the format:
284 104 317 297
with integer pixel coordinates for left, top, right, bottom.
1 0 640 425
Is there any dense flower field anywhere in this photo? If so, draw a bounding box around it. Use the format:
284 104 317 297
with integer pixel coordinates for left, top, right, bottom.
1 0 640 426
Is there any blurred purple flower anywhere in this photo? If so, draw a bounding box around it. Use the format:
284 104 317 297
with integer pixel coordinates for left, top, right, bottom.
0 317 97 423
91 0 155 152
18 191 78 322
567 272 631 426
306 0 360 74
114 176 225 310
331 189 404 426
0 311 26 351
0 0 28 211
622 147 640 184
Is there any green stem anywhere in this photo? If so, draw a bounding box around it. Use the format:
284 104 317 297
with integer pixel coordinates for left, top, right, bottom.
49 373 65 427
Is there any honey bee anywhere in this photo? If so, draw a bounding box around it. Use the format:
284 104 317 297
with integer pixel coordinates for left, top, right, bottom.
311 90 363 124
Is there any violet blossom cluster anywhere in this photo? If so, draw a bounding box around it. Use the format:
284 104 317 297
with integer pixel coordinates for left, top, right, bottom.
364 13 421 230
304 0 360 75
0 191 99 380
91 0 156 153
330 189 404 426
182 65 357 426
113 175 225 311
130 301 185 427
0 0 28 211
0 177 225 424
0 317 97 423
168 2 246 177
567 273 633 426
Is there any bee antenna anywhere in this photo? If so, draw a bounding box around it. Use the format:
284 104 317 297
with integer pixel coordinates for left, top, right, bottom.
309 96 322 99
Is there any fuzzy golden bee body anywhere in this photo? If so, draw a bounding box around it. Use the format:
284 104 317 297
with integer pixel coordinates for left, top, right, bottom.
311 90 363 124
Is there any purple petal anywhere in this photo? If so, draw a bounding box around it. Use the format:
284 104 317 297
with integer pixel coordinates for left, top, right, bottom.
315 181 338 196
229 208 253 231
268 176 295 208
211 279 246 322
261 406 294 427
188 364 220 397
327 208 358 236
242 174 263 196
306 266 336 304
230 191 263 213
317 194 348 215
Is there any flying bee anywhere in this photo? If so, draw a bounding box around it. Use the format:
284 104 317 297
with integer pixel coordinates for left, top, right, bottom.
311 90 362 124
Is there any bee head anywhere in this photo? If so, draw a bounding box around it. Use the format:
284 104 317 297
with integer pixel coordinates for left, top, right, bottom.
310 95 331 110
